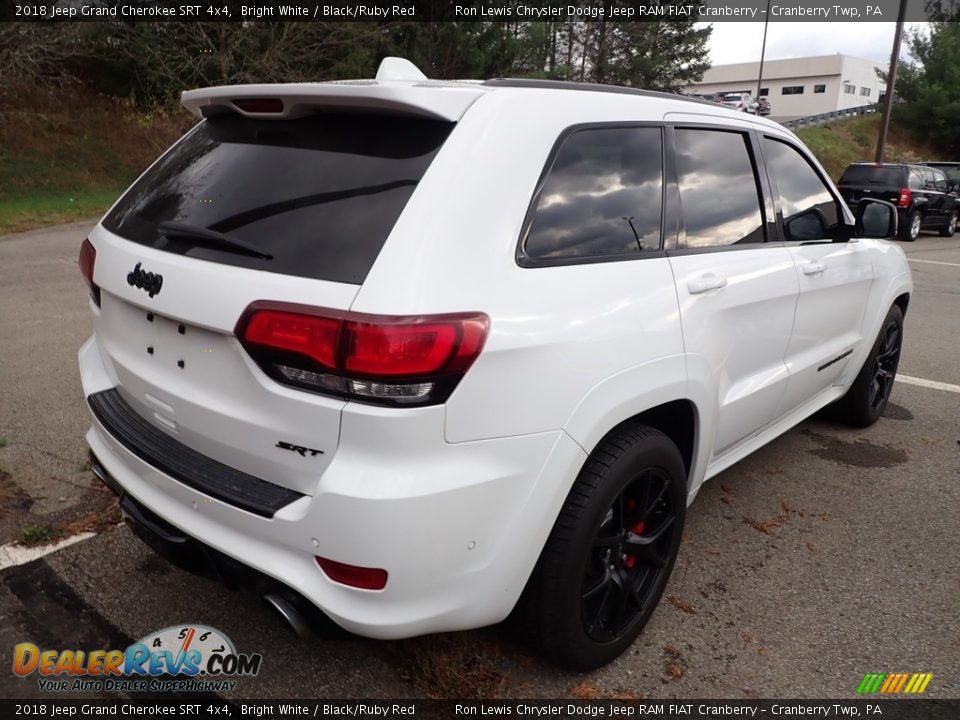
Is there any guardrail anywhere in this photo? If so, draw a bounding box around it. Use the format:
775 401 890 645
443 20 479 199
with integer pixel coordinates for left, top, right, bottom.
781 104 879 129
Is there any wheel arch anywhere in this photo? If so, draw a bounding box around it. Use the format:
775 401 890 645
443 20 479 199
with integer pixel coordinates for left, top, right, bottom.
893 291 910 318
563 355 715 498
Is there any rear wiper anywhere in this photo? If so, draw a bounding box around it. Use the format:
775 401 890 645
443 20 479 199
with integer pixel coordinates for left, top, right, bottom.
157 221 273 260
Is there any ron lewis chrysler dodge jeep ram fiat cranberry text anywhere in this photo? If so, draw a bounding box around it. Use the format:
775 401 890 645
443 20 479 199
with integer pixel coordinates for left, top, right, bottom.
78 58 912 670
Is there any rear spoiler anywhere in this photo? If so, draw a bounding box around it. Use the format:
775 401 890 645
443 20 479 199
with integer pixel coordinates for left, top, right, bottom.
182 60 487 123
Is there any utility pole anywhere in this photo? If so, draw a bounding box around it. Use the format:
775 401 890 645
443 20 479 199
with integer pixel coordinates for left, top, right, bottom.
756 0 771 102
876 0 907 162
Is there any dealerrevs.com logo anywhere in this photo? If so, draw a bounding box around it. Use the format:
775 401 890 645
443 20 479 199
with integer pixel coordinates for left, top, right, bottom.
13 624 262 693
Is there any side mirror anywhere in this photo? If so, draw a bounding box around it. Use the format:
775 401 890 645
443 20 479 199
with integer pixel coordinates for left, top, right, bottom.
855 199 897 239
784 206 830 241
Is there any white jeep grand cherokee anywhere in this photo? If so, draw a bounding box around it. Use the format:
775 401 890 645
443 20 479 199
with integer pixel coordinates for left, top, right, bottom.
78 58 912 670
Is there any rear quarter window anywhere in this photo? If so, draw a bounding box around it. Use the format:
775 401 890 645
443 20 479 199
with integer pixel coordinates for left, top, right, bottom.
102 113 453 285
520 126 664 265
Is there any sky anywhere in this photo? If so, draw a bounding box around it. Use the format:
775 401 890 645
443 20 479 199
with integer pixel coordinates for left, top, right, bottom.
705 22 926 68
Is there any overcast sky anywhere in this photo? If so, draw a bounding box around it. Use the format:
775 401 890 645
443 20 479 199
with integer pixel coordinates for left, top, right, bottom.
705 22 926 68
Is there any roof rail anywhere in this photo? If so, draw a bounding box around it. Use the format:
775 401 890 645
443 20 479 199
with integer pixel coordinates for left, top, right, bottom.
482 78 717 108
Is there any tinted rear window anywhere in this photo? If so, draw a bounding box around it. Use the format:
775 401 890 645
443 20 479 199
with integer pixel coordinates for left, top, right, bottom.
838 166 904 186
102 113 453 284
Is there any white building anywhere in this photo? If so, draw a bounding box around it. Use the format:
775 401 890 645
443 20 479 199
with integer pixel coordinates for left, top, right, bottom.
686 54 886 119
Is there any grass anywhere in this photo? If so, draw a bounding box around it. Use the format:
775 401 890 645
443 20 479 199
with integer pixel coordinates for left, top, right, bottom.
797 114 938 182
385 632 507 698
0 82 190 235
0 187 124 235
16 523 67 547
0 437 7 449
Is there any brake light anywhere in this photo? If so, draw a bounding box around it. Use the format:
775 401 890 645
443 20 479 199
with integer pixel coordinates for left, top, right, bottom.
897 188 912 207
79 238 101 306
233 98 284 114
235 302 489 407
315 557 388 590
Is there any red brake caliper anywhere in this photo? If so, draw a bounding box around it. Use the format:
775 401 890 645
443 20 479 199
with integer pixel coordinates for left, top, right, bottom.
623 499 644 569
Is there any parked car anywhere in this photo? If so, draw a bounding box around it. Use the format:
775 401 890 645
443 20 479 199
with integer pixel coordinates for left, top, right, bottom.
720 91 758 114
78 58 911 671
689 92 724 104
757 98 771 116
837 162 959 241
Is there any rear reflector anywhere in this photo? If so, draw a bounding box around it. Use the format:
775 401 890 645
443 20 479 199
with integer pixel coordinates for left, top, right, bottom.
897 188 912 208
316 557 388 590
79 238 101 307
233 98 284 114
235 302 489 407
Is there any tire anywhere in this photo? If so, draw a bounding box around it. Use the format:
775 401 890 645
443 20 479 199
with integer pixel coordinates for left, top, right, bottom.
832 304 903 428
518 423 686 671
940 210 958 237
899 210 921 242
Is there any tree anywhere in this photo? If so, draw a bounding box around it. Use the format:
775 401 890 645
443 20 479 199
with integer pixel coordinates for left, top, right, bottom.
894 20 960 154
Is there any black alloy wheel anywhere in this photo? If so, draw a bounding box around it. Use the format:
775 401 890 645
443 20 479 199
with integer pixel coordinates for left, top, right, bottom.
831 303 904 428
870 319 901 414
517 423 686 670
581 467 676 643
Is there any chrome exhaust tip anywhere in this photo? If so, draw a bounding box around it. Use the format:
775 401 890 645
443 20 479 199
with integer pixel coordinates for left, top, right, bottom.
263 592 310 638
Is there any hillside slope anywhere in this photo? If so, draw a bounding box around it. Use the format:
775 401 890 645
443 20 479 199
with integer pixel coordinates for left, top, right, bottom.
795 114 938 182
0 87 940 234
0 84 191 234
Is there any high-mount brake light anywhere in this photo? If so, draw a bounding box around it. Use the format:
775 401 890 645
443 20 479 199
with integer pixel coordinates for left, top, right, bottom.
235 302 489 407
79 238 101 307
233 98 284 114
897 188 912 208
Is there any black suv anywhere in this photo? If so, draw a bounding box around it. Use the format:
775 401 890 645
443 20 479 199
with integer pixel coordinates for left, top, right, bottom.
838 163 959 241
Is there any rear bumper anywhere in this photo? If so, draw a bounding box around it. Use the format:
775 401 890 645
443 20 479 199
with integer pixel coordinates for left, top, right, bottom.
79 335 586 638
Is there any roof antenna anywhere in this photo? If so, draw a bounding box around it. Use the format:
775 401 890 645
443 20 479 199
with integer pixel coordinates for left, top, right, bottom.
376 57 428 82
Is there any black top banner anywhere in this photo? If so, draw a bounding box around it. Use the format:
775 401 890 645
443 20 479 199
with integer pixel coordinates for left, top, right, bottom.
1 0 955 23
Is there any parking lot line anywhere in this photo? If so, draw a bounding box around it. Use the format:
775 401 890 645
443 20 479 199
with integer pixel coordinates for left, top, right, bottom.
907 258 960 268
0 533 96 571
898 374 960 393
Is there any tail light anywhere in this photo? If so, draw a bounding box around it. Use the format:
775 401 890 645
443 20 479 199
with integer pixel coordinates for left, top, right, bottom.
79 238 101 307
316 557 388 590
897 188 912 207
235 302 489 407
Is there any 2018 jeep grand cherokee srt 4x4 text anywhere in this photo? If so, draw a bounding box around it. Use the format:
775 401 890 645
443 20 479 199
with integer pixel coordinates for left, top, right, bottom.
78 58 912 670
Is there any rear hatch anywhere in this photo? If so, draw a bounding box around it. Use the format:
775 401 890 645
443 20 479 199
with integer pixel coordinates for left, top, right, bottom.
837 165 905 206
89 100 459 496
721 94 745 110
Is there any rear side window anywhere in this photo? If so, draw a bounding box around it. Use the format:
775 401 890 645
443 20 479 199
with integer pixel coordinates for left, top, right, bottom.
839 166 904 186
932 169 949 192
762 137 841 242
102 113 453 285
521 127 663 263
675 129 764 248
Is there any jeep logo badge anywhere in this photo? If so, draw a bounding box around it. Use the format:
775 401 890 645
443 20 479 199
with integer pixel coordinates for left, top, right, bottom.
127 262 163 298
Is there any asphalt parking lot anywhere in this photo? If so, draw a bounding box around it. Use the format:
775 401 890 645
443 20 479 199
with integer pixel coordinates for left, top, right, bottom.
0 222 957 700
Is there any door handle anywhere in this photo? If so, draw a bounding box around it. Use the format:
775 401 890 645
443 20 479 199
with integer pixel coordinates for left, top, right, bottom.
801 262 826 275
687 274 728 294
